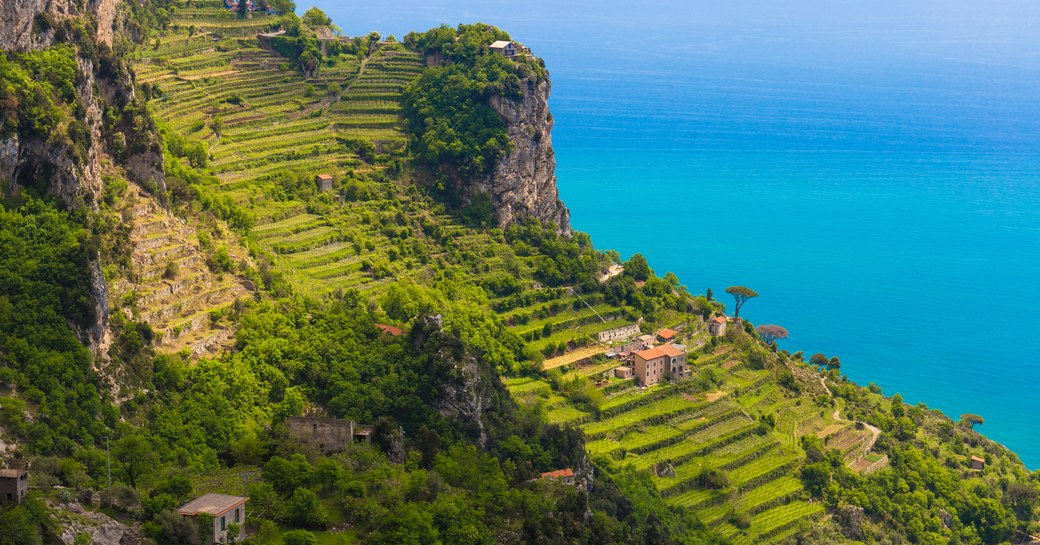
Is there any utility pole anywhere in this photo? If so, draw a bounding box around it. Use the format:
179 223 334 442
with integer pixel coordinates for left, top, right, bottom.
106 434 112 490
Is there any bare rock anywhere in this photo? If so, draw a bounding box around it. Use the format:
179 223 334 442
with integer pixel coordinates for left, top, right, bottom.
478 74 570 235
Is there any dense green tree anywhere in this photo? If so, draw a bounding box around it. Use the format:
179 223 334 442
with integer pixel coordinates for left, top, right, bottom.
301 7 331 27
113 432 158 488
624 253 652 281
286 488 329 528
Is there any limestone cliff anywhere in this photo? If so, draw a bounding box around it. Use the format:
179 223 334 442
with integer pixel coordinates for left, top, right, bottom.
0 0 119 52
480 74 571 235
0 0 165 359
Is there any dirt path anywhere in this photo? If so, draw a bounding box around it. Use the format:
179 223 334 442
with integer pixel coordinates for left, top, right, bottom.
599 264 623 283
291 47 374 120
818 376 881 453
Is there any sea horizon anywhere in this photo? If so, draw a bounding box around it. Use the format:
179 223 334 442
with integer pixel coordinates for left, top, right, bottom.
300 0 1040 468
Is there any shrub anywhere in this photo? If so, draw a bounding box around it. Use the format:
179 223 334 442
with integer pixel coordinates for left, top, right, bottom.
163 261 179 279
283 529 318 545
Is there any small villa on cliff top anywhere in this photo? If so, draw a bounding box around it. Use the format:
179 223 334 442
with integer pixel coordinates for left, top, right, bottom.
490 40 518 57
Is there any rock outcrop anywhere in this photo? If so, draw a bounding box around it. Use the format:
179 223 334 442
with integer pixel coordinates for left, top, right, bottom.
479 74 571 235
411 314 499 447
0 0 118 52
1 0 168 362
52 501 140 545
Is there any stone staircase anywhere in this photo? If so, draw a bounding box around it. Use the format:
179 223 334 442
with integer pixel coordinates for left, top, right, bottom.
119 186 251 358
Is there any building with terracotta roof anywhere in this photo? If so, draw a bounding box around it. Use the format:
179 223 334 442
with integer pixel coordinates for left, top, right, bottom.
540 468 575 485
708 316 728 337
375 323 403 336
633 344 687 386
656 328 676 342
316 173 334 192
179 493 248 544
970 455 985 470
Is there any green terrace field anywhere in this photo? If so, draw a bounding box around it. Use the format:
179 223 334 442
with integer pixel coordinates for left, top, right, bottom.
137 1 525 301
505 332 830 544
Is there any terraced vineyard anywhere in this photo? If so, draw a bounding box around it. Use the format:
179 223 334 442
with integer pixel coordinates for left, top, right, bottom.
113 184 251 358
505 330 830 543
135 3 514 326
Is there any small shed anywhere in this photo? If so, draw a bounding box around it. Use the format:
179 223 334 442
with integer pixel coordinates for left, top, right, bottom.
636 334 655 349
970 455 985 470
656 328 676 342
179 493 248 545
540 468 575 485
0 467 28 505
489 40 518 57
708 316 727 337
614 366 633 379
316 174 334 192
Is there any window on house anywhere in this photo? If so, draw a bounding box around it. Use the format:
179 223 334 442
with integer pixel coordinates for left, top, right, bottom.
235 508 241 523
221 515 226 531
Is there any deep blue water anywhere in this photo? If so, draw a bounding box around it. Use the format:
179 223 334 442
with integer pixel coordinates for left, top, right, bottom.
301 1 1040 468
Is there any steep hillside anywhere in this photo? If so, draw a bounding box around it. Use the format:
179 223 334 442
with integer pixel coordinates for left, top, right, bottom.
2 2 1039 545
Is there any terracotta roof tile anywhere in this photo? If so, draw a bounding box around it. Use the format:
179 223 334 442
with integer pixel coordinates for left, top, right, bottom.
659 344 685 357
375 323 403 336
540 468 574 479
635 347 666 360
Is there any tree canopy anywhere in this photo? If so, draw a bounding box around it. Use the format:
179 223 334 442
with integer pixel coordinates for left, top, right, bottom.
725 285 758 322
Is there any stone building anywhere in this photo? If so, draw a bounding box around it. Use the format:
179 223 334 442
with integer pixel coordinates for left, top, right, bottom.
287 416 371 453
597 323 641 343
708 316 727 337
316 174 333 192
970 455 986 470
0 467 28 505
614 366 633 379
178 493 247 545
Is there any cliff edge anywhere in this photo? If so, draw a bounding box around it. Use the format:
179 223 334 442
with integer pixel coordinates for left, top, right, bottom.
482 74 571 234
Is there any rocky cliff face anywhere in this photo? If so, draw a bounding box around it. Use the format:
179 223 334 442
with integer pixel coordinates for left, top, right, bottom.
1 0 166 357
0 0 119 52
479 75 571 235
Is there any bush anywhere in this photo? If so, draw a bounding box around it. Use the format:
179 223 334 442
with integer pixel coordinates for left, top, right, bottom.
283 529 317 545
285 487 328 528
697 466 729 490
100 484 140 511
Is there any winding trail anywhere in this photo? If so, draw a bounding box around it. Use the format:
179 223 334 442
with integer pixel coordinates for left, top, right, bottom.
818 377 882 455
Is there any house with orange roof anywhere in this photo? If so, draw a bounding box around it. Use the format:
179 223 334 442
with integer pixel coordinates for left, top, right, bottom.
708 315 728 337
656 328 676 342
540 468 575 485
375 323 403 337
633 344 687 386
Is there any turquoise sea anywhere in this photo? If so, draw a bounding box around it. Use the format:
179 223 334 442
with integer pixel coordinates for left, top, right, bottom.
301 1 1040 468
